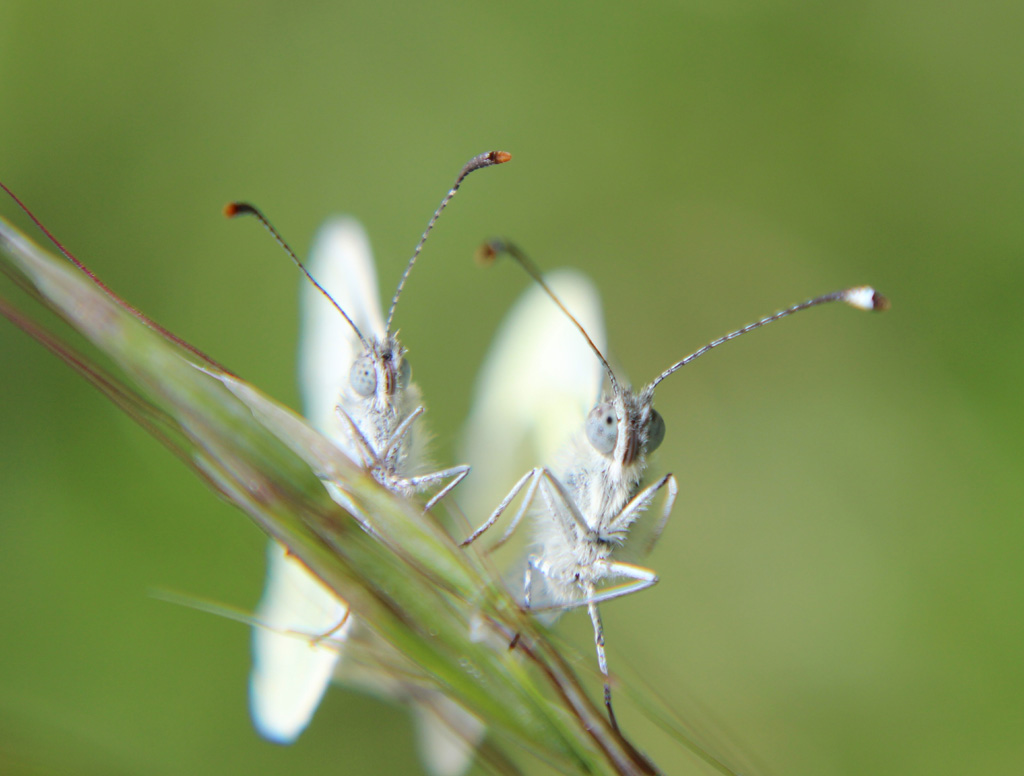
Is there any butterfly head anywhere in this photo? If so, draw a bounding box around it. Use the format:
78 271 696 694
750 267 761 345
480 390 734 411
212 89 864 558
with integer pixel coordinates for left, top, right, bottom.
349 336 411 404
585 384 664 467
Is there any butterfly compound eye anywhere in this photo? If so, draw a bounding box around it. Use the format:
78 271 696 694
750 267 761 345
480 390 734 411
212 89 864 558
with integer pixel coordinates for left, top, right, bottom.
350 356 377 397
586 403 619 455
646 409 665 453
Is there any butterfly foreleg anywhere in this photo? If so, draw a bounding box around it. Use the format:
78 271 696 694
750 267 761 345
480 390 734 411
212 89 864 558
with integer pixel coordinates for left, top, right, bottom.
334 405 378 467
605 473 677 549
383 405 426 461
639 473 677 555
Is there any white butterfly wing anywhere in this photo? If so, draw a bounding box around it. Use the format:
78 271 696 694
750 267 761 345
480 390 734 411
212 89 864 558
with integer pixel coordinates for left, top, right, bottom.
249 543 353 743
458 269 606 529
250 217 381 743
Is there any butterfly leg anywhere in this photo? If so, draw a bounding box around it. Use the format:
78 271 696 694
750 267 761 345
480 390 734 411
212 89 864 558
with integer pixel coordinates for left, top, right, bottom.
639 473 678 555
417 465 471 512
334 405 378 467
464 466 580 550
460 467 543 548
538 469 602 540
523 554 539 610
321 480 390 541
604 473 678 553
526 561 658 611
505 555 539 651
383 405 426 461
586 590 619 732
508 553 543 650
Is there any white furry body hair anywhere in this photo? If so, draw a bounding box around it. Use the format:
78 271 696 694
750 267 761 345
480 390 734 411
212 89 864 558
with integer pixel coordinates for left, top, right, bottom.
531 387 655 605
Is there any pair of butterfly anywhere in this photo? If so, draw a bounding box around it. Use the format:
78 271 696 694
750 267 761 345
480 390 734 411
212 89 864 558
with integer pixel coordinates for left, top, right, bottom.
235 152 888 774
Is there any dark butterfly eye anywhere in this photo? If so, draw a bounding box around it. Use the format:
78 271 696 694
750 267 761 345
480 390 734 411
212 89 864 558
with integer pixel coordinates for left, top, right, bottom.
646 409 665 453
349 356 377 397
585 403 618 455
399 357 412 388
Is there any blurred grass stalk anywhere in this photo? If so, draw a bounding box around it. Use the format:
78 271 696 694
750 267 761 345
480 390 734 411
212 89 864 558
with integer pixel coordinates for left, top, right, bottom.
0 216 686 776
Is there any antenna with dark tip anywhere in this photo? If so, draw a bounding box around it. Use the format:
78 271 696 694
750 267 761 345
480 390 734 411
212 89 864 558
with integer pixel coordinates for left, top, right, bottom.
478 238 621 394
224 202 369 350
0 180 233 374
384 150 512 334
649 285 890 389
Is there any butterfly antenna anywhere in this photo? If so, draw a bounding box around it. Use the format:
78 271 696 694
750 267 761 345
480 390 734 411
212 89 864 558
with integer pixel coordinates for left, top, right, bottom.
478 238 621 394
225 202 369 350
650 286 889 389
384 151 512 334
1 181 233 373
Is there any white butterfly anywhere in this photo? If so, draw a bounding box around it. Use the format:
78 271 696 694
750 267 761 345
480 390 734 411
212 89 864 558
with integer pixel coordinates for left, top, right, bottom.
462 241 888 730
242 153 508 772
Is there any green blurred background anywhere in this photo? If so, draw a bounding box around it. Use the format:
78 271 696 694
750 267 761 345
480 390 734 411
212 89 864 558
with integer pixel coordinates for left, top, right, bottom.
1 2 1021 774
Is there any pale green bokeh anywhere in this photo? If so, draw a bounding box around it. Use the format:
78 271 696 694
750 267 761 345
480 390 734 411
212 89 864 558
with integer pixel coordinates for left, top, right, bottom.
0 3 1020 775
